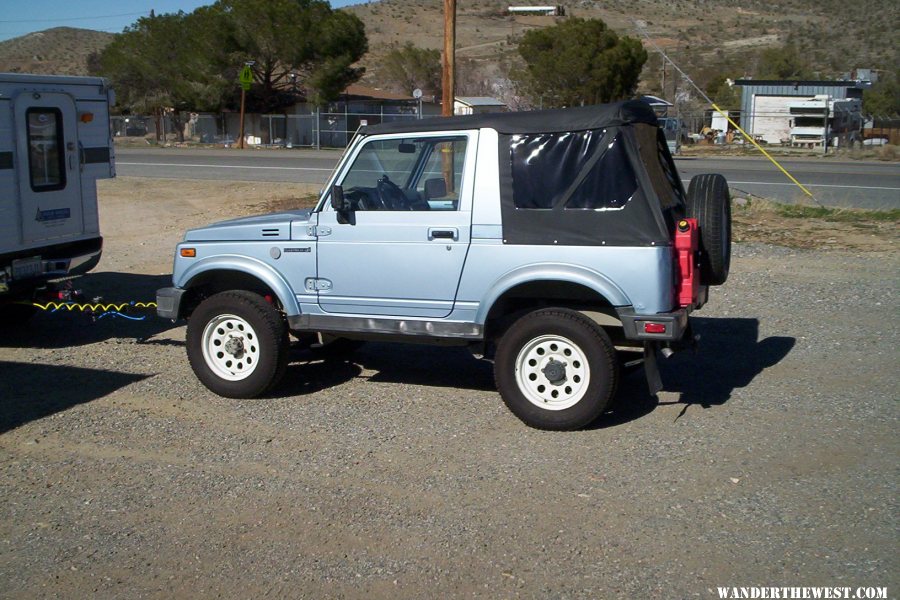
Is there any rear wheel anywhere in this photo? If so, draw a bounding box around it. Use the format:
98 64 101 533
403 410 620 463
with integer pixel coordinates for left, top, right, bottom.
494 308 618 430
186 290 289 398
686 173 732 285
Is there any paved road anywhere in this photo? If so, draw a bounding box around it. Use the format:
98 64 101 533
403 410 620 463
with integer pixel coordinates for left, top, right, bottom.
116 147 900 209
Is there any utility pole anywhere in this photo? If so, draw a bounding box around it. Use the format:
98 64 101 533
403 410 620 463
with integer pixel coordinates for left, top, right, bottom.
441 0 456 191
441 0 456 117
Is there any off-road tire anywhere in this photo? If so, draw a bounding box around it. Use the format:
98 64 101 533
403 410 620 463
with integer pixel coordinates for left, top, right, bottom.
494 308 619 430
686 173 732 285
186 290 289 398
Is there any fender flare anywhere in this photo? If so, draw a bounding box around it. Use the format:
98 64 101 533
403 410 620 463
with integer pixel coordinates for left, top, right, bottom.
177 255 301 316
474 263 630 325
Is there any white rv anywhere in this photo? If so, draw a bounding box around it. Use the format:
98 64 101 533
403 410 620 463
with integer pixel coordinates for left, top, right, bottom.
0 73 114 321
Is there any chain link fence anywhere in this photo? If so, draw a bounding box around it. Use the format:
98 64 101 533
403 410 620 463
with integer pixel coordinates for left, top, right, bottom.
112 105 422 149
112 107 896 150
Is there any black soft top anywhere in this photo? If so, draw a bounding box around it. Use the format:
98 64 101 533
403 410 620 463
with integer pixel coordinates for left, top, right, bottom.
362 100 658 135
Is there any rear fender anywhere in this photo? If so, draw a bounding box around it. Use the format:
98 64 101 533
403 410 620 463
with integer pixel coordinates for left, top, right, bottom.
475 263 630 325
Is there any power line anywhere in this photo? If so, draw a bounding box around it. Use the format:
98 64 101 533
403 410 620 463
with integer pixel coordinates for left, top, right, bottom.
0 11 149 24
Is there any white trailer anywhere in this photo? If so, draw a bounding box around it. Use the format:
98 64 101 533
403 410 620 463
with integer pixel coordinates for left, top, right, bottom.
0 73 114 321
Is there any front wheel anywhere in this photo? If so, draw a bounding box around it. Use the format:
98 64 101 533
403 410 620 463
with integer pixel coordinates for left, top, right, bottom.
186 290 289 398
494 308 619 430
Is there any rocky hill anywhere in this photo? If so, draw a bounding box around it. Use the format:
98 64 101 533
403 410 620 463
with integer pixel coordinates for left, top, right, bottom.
1 1 896 96
347 0 898 95
0 27 115 76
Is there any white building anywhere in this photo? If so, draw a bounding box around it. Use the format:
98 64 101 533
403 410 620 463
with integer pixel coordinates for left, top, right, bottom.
454 97 508 116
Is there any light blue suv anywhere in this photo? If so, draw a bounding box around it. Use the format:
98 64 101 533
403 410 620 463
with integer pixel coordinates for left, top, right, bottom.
157 101 731 430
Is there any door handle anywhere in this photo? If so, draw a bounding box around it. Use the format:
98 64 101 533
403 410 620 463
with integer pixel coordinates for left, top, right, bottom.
428 228 458 241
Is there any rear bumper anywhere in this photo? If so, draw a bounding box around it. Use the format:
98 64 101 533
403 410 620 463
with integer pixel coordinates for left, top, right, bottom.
1 237 102 296
617 306 689 342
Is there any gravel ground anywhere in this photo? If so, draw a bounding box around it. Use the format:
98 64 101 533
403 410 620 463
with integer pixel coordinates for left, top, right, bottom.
1 179 897 599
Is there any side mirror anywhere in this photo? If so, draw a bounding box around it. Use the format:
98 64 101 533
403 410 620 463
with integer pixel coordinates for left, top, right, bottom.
330 185 347 212
330 185 354 224
423 177 447 199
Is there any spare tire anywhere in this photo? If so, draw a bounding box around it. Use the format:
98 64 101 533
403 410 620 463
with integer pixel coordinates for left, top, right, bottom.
686 173 731 285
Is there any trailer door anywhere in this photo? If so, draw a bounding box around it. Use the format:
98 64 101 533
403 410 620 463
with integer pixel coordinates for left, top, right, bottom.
14 92 84 245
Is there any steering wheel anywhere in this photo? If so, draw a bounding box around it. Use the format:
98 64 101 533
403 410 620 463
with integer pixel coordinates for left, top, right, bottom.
376 175 412 210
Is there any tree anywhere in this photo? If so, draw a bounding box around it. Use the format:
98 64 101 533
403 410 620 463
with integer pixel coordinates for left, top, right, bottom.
863 71 900 117
95 11 228 140
213 0 368 111
380 43 440 96
96 0 368 122
514 18 647 108
756 44 813 80
706 73 741 111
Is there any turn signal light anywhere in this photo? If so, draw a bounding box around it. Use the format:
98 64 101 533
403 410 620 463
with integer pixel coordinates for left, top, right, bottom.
180 248 196 258
644 322 666 334
79 112 94 123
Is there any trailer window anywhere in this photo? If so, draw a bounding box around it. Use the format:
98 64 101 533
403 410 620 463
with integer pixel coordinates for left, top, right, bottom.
26 108 66 192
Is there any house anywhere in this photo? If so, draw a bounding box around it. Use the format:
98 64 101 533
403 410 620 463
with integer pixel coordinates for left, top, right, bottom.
507 5 565 16
734 79 868 147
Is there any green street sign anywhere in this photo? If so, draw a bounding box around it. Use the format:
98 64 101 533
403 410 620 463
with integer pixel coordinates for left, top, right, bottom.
239 66 253 86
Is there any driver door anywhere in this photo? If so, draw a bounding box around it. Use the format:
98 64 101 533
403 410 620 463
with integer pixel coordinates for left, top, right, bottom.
315 132 476 318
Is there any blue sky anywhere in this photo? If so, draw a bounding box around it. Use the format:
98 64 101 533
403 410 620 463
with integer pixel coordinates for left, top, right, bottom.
0 0 363 41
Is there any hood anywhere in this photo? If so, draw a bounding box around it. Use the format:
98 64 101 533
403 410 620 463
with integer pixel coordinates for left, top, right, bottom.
183 210 313 242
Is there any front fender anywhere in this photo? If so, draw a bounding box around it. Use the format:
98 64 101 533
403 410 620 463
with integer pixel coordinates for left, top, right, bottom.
474 263 630 325
177 255 301 316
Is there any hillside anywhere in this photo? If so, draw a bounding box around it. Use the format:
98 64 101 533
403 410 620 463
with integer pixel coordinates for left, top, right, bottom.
1 1 896 98
0 27 114 76
347 0 899 97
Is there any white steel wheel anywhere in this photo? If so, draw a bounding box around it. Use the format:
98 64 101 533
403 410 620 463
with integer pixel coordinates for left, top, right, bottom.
514 334 590 410
186 290 289 398
495 308 619 430
201 313 260 381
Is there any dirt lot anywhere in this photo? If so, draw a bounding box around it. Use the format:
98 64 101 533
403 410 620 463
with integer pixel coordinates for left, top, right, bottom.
1 178 898 599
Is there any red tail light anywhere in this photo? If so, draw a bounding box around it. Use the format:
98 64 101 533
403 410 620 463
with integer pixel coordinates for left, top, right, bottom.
644 322 667 334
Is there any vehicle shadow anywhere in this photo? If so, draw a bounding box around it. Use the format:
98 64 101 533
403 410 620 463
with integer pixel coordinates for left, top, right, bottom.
274 317 793 427
271 350 365 397
595 316 796 428
0 272 175 349
275 342 495 397
0 361 150 433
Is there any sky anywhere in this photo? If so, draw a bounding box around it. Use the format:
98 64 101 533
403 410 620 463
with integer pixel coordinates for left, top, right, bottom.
0 0 362 41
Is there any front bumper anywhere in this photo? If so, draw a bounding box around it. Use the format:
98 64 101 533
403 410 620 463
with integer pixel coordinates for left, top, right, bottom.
156 287 187 320
617 307 689 342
